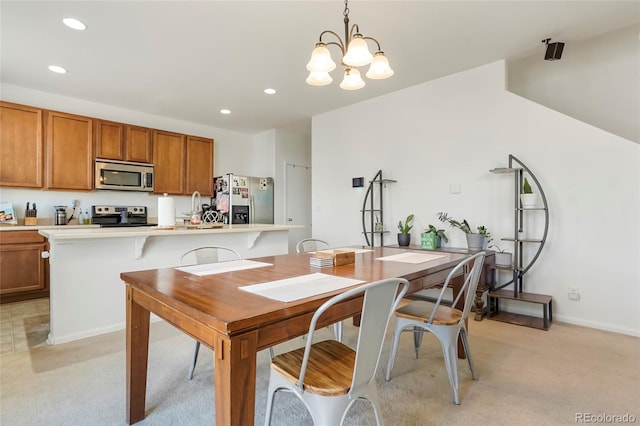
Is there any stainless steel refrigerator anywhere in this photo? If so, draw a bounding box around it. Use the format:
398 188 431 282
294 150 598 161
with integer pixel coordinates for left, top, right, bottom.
212 174 274 224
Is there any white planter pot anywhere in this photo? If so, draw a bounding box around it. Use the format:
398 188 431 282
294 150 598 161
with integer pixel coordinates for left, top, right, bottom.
520 193 538 208
495 252 512 267
465 233 485 250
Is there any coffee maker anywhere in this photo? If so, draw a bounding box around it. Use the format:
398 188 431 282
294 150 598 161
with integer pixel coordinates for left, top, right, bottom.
54 206 68 225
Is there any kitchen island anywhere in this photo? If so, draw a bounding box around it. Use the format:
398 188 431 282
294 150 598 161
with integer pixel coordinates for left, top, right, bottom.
38 224 296 344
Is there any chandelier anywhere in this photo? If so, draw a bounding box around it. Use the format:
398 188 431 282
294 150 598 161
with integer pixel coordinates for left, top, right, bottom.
306 0 394 90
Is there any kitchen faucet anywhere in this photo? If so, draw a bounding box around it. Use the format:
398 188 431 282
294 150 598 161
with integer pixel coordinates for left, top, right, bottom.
191 191 201 214
190 191 202 225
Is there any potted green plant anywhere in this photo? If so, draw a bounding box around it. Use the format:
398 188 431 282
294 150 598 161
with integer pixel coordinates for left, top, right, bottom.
397 214 414 246
488 244 512 267
421 224 448 249
437 212 492 250
520 177 537 208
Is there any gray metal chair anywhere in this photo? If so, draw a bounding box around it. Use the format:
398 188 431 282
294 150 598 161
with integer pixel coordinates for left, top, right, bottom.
296 238 330 254
180 246 274 380
385 252 486 404
264 277 409 426
296 238 343 342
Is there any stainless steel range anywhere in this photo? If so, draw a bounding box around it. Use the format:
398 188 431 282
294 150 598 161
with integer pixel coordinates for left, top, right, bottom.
91 205 152 227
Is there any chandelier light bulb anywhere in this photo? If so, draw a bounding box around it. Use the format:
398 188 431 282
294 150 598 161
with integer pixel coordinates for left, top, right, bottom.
342 34 373 67
306 43 336 72
366 51 394 80
306 71 333 86
340 68 365 90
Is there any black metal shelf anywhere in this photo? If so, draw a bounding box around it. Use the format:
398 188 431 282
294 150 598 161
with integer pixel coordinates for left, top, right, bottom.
361 170 395 247
488 154 551 330
501 238 544 243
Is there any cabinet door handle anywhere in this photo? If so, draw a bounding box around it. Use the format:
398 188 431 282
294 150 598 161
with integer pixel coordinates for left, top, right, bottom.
41 251 50 259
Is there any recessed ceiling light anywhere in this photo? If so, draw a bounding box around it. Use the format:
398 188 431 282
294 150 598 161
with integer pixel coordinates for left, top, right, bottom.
264 88 276 95
48 65 68 74
220 109 231 115
63 18 86 30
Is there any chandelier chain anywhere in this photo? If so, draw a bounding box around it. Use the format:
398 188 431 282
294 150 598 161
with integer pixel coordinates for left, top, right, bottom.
343 0 349 18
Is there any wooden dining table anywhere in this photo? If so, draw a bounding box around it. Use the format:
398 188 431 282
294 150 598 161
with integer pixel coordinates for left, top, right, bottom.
120 246 479 426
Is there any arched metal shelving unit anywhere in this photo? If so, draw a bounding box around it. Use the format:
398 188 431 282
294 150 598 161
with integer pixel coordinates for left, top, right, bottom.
488 155 553 330
361 170 396 247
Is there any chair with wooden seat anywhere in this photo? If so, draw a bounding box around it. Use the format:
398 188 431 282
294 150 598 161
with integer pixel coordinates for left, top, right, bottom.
296 238 331 254
296 237 343 342
264 277 409 426
180 246 274 380
385 252 486 405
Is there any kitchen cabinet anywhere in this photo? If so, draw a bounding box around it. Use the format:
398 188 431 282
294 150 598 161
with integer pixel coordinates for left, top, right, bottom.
95 120 152 164
153 129 185 195
125 125 153 163
0 230 49 303
95 119 124 160
185 135 214 196
0 101 44 188
45 110 94 191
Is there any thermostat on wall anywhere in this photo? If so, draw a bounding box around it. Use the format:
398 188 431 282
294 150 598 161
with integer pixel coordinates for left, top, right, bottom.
352 177 364 188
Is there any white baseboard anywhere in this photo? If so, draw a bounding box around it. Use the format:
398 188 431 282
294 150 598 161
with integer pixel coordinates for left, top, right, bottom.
46 314 164 345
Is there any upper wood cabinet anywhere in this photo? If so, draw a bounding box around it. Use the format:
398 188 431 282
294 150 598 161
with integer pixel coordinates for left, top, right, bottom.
95 119 124 160
153 130 185 195
45 110 94 191
95 120 153 163
95 120 152 164
125 125 153 163
0 101 44 188
185 135 214 196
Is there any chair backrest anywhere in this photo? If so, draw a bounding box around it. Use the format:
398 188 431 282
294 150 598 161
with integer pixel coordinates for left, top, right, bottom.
298 278 409 396
428 252 486 325
296 238 330 253
179 246 242 266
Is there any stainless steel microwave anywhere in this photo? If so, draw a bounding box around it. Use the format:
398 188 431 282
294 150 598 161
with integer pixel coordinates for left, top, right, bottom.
95 159 154 192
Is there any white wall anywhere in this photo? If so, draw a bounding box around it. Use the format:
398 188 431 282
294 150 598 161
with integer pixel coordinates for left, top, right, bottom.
273 119 312 225
508 23 640 143
0 84 264 220
312 61 640 336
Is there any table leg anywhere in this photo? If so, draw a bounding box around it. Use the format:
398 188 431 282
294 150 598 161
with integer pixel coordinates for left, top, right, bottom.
214 331 258 426
126 286 150 425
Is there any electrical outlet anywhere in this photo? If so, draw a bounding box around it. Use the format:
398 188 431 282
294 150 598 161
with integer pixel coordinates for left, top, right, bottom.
568 287 580 301
71 199 78 208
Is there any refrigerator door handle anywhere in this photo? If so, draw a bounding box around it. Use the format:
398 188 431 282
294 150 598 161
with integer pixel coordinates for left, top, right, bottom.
249 196 254 224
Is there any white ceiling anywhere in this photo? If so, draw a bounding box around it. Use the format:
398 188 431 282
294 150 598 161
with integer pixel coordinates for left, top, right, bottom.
2 1 638 135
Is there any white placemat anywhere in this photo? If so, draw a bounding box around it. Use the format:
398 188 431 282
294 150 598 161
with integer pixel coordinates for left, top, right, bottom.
176 259 272 276
376 252 446 264
239 272 365 302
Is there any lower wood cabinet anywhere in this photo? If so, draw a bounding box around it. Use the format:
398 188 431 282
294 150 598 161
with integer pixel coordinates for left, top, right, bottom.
0 231 49 303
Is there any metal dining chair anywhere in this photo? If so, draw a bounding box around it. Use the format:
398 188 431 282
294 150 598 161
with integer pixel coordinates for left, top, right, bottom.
180 246 274 380
264 277 409 426
296 238 331 254
296 238 343 342
385 252 486 405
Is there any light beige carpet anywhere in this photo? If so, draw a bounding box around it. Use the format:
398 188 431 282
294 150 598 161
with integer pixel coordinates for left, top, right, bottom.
1 316 639 425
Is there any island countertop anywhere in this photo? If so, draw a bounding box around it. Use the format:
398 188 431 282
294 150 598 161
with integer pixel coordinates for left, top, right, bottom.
38 223 299 241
